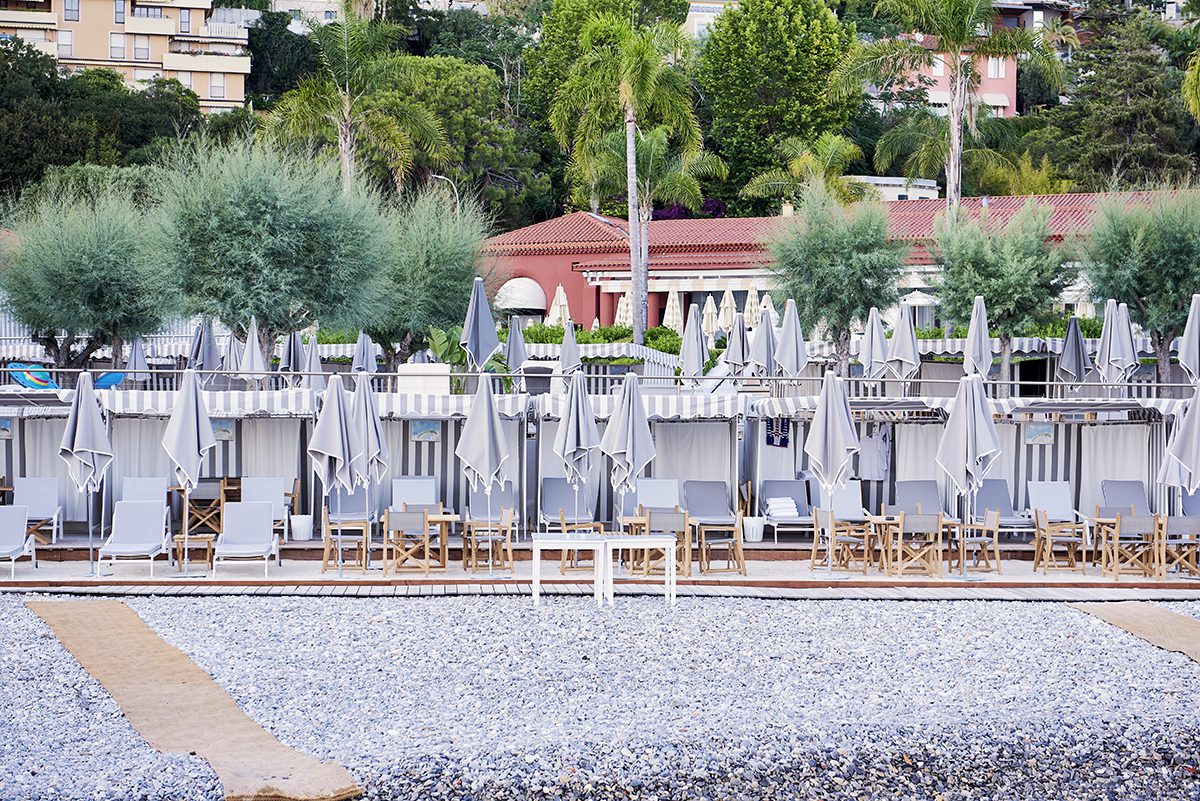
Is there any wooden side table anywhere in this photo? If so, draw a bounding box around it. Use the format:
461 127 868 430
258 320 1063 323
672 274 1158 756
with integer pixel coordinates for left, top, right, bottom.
173 533 214 570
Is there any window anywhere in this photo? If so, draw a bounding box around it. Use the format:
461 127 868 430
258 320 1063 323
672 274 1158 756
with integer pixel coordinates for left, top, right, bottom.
930 57 944 77
134 34 148 60
175 70 191 89
64 0 78 20
114 0 123 22
1032 9 1044 29
57 29 72 56
289 8 300 19
209 72 225 99
133 68 160 81
987 57 1005 79
19 29 45 41
179 8 190 32
323 9 335 18
132 6 162 16
109 32 124 58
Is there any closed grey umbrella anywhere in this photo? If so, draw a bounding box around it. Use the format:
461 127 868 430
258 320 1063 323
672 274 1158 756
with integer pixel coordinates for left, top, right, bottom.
127 336 150 382
723 312 750 376
461 276 501 372
680 303 708 386
1161 385 1200 494
560 319 582 375
162 368 217 575
59 372 113 575
188 318 221 375
352 331 378 374
748 308 778 378
456 376 511 573
309 373 365 496
301 332 326 393
776 298 809 378
240 316 270 386
553 371 600 524
887 304 920 381
352 371 388 486
222 333 242 375
936 373 1001 525
859 307 888 381
1181 294 1200 384
506 318 529 373
1055 316 1090 388
963 295 993 377
1094 299 1138 386
279 331 305 375
600 372 655 499
804 370 859 577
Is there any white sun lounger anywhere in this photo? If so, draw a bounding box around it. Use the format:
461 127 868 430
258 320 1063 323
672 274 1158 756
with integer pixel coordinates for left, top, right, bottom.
539 477 597 530
975 479 1034 531
636 478 680 512
99 501 169 576
14 477 62 544
758 479 814 541
213 501 277 577
815 480 868 523
391 477 438 510
0 505 33 578
1027 481 1086 523
122 477 172 539
240 477 293 551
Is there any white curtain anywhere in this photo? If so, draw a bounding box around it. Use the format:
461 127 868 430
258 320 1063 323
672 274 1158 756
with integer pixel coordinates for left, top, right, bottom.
1080 424 1151 514
24 418 87 521
894 422 955 515
537 420 602 512
651 422 733 485
241 419 301 480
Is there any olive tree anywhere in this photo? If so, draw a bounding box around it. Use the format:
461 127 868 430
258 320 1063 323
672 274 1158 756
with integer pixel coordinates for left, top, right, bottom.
155 139 389 350
768 181 907 375
0 189 177 370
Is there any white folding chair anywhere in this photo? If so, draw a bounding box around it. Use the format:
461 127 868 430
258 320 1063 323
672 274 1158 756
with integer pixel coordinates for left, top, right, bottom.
214 501 277 578
99 501 169 576
0 505 33 578
240 477 292 560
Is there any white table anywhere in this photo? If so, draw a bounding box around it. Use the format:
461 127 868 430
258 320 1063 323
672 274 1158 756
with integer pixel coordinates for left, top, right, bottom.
531 533 608 606
603 534 677 606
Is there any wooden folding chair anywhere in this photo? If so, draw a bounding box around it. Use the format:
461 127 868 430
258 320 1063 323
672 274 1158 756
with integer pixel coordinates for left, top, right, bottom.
558 509 605 574
812 508 870 575
321 504 369 573
464 507 514 573
1035 508 1087 574
890 512 943 577
1107 513 1159 580
1162 516 1200 578
638 509 690 577
698 509 746 575
952 509 1002 575
382 508 436 576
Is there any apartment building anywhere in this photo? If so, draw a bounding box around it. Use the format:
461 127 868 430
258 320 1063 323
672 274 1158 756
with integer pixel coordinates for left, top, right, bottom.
0 0 251 111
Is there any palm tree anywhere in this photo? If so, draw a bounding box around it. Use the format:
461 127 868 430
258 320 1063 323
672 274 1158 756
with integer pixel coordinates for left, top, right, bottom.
265 0 446 192
550 13 698 344
874 107 1015 185
1183 50 1200 120
587 126 727 283
740 133 870 206
1041 17 1080 58
829 0 1059 211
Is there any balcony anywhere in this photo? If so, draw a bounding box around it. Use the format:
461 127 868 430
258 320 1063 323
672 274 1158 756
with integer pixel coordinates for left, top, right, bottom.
0 8 56 26
125 15 174 35
161 49 249 74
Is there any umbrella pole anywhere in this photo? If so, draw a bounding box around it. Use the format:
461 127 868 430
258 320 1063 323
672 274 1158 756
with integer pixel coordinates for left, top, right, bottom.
823 483 848 581
182 485 191 576
486 488 493 577
960 489 984 582
86 487 95 578
336 488 343 578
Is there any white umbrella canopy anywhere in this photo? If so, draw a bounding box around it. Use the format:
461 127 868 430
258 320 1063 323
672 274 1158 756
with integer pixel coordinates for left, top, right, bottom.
352 331 379 375
886 304 920 381
859 307 889 381
460 276 501 372
308 373 365 495
680 303 708 385
301 332 327 393
614 293 633 329
936 374 1002 502
717 289 737 335
723 312 750 376
600 372 656 497
760 293 779 328
1094 299 1138 385
776 298 809 378
662 290 684 332
701 295 720 341
1181 294 1200 384
963 295 993 377
1055 316 1091 388
804 370 860 493
59 372 113 495
560 319 582 375
553 371 601 492
127 336 151 382
545 284 571 327
1161 385 1200 493
240 317 271 385
743 288 761 328
748 308 778 377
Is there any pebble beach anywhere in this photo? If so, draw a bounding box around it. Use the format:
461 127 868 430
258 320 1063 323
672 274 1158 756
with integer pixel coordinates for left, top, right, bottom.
4 595 1200 800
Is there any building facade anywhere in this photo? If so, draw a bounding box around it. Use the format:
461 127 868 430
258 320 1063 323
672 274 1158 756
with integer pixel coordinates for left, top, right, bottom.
0 0 251 111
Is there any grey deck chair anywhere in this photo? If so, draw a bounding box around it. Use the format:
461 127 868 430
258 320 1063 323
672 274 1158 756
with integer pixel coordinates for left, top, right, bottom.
1101 480 1151 516
896 480 958 521
816 480 867 523
636 479 680 512
1027 481 1085 523
540 477 597 530
213 501 277 578
976 479 1033 530
240 477 292 557
391 477 438 510
0 506 32 578
14 477 62 544
1184 490 1200 517
99 500 169 576
758 479 814 541
122 477 172 540
683 480 737 526
467 480 518 525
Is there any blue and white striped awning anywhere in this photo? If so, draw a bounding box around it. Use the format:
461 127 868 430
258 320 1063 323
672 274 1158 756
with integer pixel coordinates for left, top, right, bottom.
536 391 744 421
525 342 681 369
95 388 318 417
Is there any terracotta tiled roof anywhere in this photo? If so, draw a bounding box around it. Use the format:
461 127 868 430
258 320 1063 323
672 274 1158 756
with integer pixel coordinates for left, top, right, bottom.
485 191 1180 263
